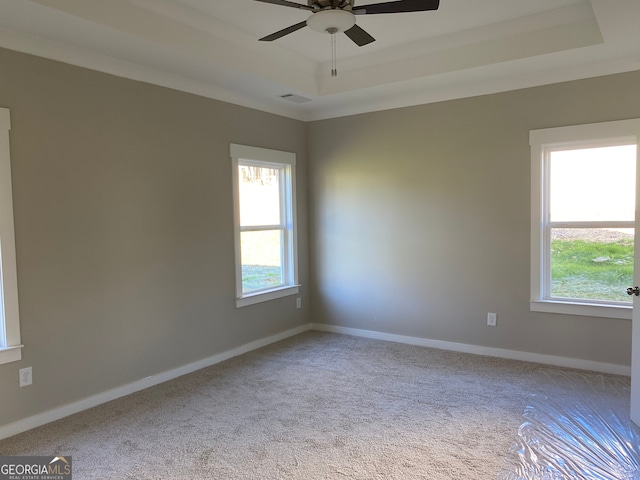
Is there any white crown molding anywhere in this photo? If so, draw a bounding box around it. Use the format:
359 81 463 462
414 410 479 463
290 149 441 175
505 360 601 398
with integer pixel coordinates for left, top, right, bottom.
1 0 640 121
305 52 640 121
319 2 602 87
0 27 310 121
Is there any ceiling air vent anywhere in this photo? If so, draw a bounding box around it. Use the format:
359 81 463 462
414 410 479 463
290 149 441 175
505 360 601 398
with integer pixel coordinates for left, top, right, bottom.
279 94 312 104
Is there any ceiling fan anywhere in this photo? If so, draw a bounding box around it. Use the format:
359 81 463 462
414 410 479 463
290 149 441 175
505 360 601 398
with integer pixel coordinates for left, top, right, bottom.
256 0 441 47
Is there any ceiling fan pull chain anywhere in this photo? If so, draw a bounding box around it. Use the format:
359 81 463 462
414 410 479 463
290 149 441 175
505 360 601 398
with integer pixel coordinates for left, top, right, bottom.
331 30 337 77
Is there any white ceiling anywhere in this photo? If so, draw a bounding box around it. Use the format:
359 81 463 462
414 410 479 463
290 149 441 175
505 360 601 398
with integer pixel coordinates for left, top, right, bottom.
1 0 639 121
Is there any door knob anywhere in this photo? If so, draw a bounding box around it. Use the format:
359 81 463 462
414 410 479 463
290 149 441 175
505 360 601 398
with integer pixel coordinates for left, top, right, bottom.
627 286 640 296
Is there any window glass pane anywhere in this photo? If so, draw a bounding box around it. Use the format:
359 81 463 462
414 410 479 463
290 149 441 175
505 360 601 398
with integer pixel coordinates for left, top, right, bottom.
239 165 281 226
550 228 634 303
241 230 283 292
549 145 636 222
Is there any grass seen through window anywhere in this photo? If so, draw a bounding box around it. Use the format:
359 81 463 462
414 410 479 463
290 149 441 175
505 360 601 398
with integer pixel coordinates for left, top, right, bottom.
551 229 633 302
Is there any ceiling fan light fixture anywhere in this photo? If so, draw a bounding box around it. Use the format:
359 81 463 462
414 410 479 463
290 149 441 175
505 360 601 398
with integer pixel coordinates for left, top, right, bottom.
307 9 355 34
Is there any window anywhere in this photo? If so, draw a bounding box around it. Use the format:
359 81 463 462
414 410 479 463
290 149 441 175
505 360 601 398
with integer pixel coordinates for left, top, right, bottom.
0 107 22 365
231 144 298 307
530 119 640 319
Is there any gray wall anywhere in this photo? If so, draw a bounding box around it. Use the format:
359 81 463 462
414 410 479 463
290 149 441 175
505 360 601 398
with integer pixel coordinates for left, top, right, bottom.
2 42 639 431
308 71 640 367
0 47 309 427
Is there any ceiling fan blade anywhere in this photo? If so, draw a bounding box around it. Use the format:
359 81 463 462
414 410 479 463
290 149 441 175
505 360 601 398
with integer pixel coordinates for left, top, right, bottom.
259 21 308 42
353 0 439 15
344 24 375 46
253 0 314 11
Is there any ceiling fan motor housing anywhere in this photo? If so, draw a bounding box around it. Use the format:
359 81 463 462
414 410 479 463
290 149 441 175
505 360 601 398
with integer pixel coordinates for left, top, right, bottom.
308 0 355 11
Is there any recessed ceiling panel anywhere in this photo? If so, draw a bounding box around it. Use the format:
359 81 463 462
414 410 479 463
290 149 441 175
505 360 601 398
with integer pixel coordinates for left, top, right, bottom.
0 0 636 121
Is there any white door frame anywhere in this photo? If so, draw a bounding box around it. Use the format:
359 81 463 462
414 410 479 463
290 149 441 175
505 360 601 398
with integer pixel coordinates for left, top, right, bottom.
631 126 640 426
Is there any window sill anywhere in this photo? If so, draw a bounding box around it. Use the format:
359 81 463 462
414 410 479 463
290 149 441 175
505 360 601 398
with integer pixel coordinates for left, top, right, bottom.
530 300 631 320
236 285 300 308
0 345 23 365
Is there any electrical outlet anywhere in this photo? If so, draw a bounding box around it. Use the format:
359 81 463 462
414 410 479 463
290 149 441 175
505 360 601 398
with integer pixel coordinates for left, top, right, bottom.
296 297 302 309
19 367 32 387
487 313 497 327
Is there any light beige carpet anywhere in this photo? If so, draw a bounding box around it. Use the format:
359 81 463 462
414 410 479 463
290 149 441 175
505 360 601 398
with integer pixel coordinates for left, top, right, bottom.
0 331 632 479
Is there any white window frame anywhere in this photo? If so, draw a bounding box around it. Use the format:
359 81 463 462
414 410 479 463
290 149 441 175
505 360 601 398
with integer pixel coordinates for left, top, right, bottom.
530 119 640 320
0 107 22 364
231 144 299 308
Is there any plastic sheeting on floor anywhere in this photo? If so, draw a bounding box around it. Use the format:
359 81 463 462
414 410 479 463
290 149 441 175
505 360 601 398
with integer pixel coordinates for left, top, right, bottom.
498 371 640 480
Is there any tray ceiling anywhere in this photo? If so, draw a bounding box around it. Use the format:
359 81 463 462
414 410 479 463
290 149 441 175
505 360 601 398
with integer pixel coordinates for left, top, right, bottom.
0 0 639 120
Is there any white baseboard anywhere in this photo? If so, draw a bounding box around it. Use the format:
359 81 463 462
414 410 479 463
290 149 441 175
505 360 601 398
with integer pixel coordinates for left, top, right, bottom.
0 324 311 441
310 323 631 377
1 322 630 441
